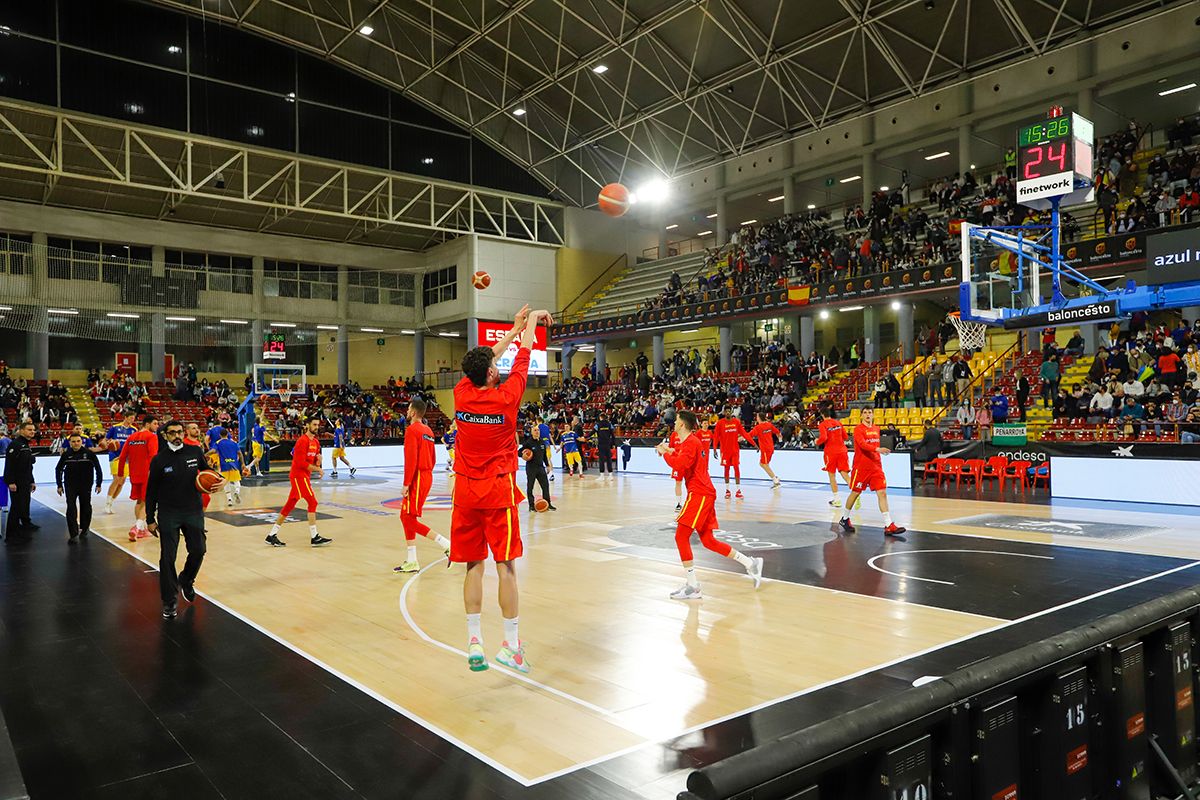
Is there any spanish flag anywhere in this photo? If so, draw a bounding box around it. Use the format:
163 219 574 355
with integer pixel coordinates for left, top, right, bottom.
788 284 812 306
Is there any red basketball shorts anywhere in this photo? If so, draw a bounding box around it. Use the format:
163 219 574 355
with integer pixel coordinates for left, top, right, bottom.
720 447 740 467
850 468 887 493
759 446 774 465
823 450 850 473
675 493 718 536
450 474 525 562
129 481 146 502
401 470 432 518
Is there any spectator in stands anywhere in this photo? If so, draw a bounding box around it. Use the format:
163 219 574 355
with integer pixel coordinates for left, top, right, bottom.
873 377 890 409
912 420 944 463
926 357 942 406
975 401 992 442
1089 384 1116 420
911 366 928 408
956 400 975 440
1181 410 1200 444
990 386 1011 425
1159 345 1185 389
1014 369 1030 422
1122 374 1145 399
952 355 973 401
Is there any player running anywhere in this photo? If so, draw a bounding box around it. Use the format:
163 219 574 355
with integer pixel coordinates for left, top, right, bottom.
816 404 854 507
265 417 332 547
213 429 244 506
713 407 753 498
116 415 159 540
748 412 782 487
394 399 451 573
329 418 356 478
657 410 763 600
833 407 907 537
103 410 137 514
452 304 548 674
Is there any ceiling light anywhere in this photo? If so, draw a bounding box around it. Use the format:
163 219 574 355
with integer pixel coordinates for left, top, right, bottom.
316 324 339 330
739 219 757 225
247 125 265 137
359 24 374 36
839 305 864 312
924 0 935 9
592 64 608 74
923 151 950 160
512 108 526 116
124 102 144 115
768 195 785 202
890 301 902 310
969 164 976 169
665 224 678 230
270 322 296 328
107 312 140 319
167 45 182 54
361 327 384 333
819 310 830 319
438 332 461 337
421 157 434 165
48 308 79 315
698 230 713 236
636 179 670 204
220 319 248 324
679 329 701 334
285 92 296 102
706 213 718 219
806 203 816 210
879 186 889 191
400 329 416 334
165 316 196 322
838 175 861 183
1158 82 1197 96
0 305 11 311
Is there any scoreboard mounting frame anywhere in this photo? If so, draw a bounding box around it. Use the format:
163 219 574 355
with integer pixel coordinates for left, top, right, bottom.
1015 111 1094 209
262 331 287 362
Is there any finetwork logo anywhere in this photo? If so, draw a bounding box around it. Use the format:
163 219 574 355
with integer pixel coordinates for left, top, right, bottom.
1018 175 1072 197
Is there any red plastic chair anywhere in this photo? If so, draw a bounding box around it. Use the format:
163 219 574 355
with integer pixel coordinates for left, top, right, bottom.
1029 461 1051 490
1002 460 1030 493
957 458 985 489
980 456 1007 488
937 458 964 487
923 458 942 484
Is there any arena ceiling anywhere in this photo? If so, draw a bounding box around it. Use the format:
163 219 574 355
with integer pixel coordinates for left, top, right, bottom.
141 0 1176 208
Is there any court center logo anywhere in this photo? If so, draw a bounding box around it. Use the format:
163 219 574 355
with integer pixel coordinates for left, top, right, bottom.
207 507 339 527
608 520 834 551
940 514 1160 541
382 495 454 511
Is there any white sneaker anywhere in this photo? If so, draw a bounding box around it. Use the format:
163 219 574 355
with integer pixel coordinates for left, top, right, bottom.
772 479 781 487
669 584 703 600
748 557 764 589
828 498 842 507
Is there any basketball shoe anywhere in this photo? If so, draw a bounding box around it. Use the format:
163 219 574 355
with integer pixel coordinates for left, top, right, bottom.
670 584 702 600
496 642 530 674
394 561 419 573
467 638 488 672
884 523 907 536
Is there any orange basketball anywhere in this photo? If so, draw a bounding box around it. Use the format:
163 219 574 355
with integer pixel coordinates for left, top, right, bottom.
195 469 226 494
597 182 630 217
521 448 533 461
534 498 550 512
472 271 491 290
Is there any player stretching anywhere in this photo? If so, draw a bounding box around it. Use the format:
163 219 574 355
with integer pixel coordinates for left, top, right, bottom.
103 410 137 514
452 304 548 673
394 399 451 572
816 404 853 507
265 417 332 547
713 407 752 498
833 407 906 537
117 415 159 540
749 412 782 487
657 410 763 600
213 429 244 506
329 418 356 478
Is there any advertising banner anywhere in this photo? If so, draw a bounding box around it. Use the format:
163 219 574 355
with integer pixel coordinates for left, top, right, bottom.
991 423 1028 445
478 320 548 375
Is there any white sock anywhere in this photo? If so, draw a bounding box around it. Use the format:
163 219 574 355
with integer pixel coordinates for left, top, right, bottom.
503 617 519 647
467 613 482 644
225 484 234 502
731 550 753 569
270 523 281 537
105 496 113 509
434 534 450 549
685 566 699 588
882 512 894 526
135 518 146 530
406 545 417 562
309 524 319 539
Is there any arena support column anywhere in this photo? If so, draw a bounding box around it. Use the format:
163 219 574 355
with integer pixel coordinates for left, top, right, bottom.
1081 324 1100 356
783 176 797 216
897 302 914 361
467 318 479 350
652 333 665 376
800 314 814 357
337 324 349 385
719 325 732 373
251 320 263 375
716 193 728 246
861 151 876 207
412 330 425 380
594 341 607 382
561 345 573 383
30 232 49 381
864 305 880 363
151 313 166 383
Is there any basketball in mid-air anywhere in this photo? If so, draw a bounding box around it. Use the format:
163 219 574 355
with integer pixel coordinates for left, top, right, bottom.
472 271 491 290
195 470 226 494
598 183 630 217
534 498 550 512
520 448 533 461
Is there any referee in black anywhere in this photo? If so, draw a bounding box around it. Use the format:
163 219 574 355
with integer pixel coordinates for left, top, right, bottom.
3 420 37 541
55 431 103 544
520 425 555 512
145 419 207 620
594 414 615 475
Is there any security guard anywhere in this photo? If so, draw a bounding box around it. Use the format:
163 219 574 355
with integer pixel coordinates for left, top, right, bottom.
145 419 207 620
55 432 103 544
3 421 37 541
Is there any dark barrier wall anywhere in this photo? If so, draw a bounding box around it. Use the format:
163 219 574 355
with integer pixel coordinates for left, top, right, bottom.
681 584 1200 800
0 710 29 800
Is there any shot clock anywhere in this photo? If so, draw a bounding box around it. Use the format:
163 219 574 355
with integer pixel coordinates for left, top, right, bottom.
262 332 287 361
1015 111 1094 209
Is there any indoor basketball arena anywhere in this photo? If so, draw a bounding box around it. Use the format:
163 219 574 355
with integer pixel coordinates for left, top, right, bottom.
3 1 1200 799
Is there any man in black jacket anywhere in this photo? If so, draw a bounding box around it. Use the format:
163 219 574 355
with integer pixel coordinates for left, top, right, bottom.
145 419 207 620
594 414 615 475
3 421 37 540
520 427 555 512
55 432 103 544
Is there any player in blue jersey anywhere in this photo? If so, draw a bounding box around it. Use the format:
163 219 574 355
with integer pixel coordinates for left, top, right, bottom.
213 429 245 506
537 417 553 481
206 424 226 450
329 418 356 478
442 420 457 471
103 410 137 514
557 427 582 477
248 418 272 475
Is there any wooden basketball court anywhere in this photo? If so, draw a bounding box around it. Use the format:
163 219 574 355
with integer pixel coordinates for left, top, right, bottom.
33 467 1200 790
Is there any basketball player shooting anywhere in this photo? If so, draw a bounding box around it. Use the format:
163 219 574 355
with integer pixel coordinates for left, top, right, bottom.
452 304 550 674
657 410 763 600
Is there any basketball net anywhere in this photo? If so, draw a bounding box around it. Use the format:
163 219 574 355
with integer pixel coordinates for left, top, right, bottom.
949 313 988 352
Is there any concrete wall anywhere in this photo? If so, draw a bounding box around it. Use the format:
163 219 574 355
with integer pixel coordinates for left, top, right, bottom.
472 238 558 321
563 206 658 264
556 247 625 314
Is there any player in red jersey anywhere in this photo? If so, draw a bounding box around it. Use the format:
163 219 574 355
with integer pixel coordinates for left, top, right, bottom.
713 407 752 498
393 399 451 573
833 407 906 537
815 404 853 507
748 412 782 487
697 417 714 456
452 304 550 674
265 417 331 547
117 414 159 540
184 422 213 511
668 428 684 510
657 410 763 600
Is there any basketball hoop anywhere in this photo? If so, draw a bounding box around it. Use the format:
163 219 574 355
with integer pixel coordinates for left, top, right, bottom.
949 313 989 352
277 389 292 407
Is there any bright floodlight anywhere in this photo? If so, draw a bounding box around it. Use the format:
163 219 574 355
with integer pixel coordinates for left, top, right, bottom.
636 179 670 204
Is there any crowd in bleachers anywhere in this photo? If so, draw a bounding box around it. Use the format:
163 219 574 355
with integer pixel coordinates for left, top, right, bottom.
0 363 80 431
1094 117 1200 233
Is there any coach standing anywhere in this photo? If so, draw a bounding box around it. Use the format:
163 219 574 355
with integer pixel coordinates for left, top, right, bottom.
55 432 103 544
4 421 37 540
145 419 207 620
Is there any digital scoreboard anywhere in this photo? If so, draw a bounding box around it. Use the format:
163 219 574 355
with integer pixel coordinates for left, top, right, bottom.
1015 110 1094 209
263 332 287 361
